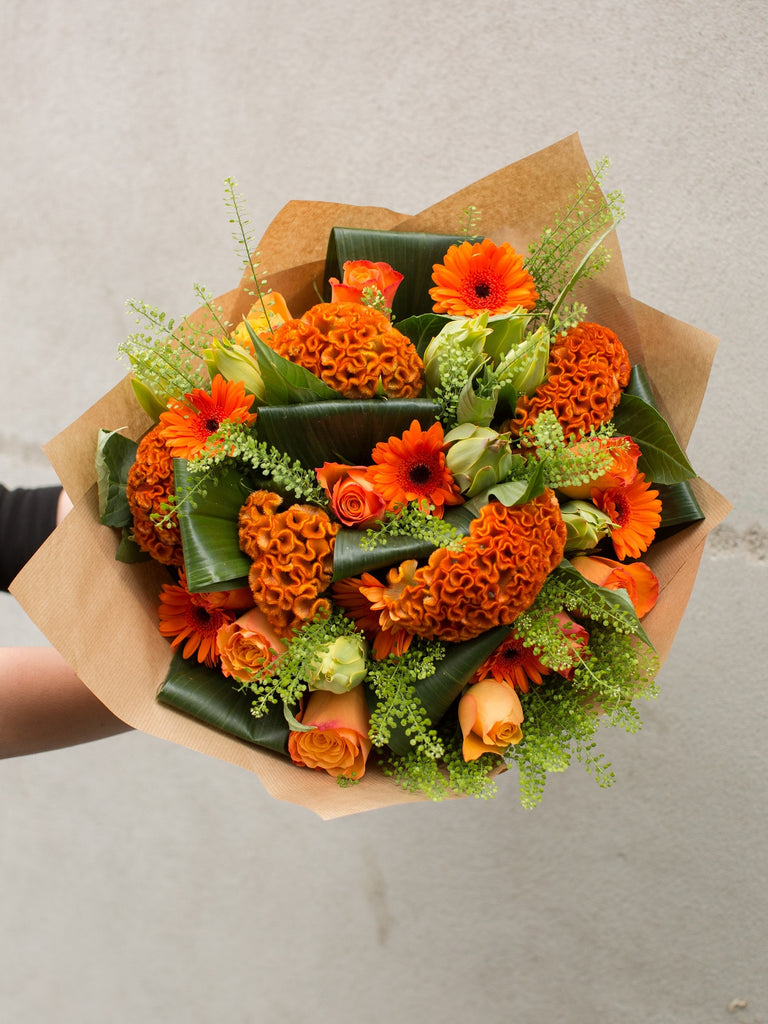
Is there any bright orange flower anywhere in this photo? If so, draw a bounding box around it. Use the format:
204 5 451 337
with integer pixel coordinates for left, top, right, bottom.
158 374 257 460
125 425 184 566
511 322 631 439
558 436 641 500
429 239 538 317
592 473 662 560
366 419 462 517
332 574 414 660
360 492 566 644
570 554 659 618
474 632 550 694
158 573 237 666
266 301 423 399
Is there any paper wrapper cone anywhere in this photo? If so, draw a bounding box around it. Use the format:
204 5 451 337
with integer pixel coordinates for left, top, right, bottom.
11 135 731 819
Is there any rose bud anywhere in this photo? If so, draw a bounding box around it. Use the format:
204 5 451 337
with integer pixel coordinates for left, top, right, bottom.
306 635 368 694
458 678 524 762
288 685 372 780
329 260 403 310
316 462 387 528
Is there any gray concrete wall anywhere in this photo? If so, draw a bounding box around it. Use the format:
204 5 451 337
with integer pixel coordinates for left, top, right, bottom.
1 1 765 1022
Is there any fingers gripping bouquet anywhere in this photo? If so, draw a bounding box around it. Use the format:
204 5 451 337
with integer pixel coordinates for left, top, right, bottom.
13 136 728 817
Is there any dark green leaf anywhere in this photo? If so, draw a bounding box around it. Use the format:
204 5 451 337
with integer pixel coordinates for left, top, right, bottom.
332 529 437 582
175 460 251 592
157 651 290 755
255 399 440 469
657 482 704 529
396 313 451 357
612 392 696 484
115 529 150 563
96 429 138 527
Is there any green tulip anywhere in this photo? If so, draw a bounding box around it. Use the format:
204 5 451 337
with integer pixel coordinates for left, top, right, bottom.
445 423 515 497
560 500 614 553
203 339 266 403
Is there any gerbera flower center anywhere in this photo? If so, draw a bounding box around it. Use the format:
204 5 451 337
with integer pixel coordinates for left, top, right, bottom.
462 269 505 309
203 416 222 433
187 603 222 635
407 462 433 486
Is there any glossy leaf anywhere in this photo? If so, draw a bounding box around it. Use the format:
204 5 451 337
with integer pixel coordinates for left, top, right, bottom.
157 651 290 755
255 399 439 469
96 429 138 527
612 392 695 484
395 313 450 357
175 459 251 592
243 321 338 404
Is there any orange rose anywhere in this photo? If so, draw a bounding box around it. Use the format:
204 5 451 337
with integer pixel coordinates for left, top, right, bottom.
216 607 286 684
458 679 524 762
559 436 641 499
288 685 372 780
316 462 387 528
570 554 659 619
329 259 403 308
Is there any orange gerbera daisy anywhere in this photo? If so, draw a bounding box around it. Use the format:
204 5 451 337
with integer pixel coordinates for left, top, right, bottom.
365 419 462 517
158 573 238 666
591 473 662 560
473 632 550 694
429 239 538 317
158 374 257 459
332 574 414 660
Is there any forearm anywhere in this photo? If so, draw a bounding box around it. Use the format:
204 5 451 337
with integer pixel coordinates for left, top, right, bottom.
0 646 131 758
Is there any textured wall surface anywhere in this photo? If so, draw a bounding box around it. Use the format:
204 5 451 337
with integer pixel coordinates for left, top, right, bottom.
1 2 765 1022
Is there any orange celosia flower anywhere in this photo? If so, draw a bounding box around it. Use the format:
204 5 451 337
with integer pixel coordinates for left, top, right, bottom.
158 374 257 460
125 425 184 566
158 572 238 666
473 632 550 694
365 419 462 517
266 301 424 399
511 322 631 439
429 239 538 317
361 492 566 644
591 473 662 560
238 490 338 636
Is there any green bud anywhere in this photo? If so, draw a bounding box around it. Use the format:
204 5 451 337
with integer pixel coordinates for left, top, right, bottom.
306 635 368 694
203 339 266 403
559 500 614 553
484 309 531 363
445 424 514 498
496 325 550 396
422 312 491 392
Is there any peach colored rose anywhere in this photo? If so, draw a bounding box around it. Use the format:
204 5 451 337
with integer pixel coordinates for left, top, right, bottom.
559 436 641 499
316 462 387 528
570 554 659 619
329 260 403 308
458 679 524 762
288 684 372 780
217 607 286 684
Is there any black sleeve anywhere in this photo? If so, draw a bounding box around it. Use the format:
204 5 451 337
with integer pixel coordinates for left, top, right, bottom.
0 484 61 591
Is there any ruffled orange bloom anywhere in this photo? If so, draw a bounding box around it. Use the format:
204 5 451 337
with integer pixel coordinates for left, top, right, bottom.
570 554 659 618
365 420 462 517
125 425 184 566
473 632 550 694
158 572 238 666
238 490 338 636
360 491 566 644
266 301 424 399
429 239 538 317
511 322 631 439
158 374 257 459
591 473 662 560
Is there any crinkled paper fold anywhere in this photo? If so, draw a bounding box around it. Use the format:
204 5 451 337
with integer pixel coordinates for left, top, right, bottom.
11 134 732 819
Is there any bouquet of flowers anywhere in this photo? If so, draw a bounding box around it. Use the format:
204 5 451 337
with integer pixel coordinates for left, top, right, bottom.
13 136 730 818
